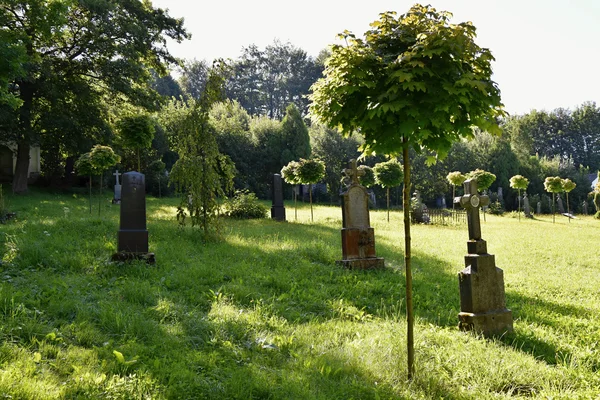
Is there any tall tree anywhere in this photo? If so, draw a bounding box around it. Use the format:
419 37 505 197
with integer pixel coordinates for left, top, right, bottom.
310 5 505 379
0 0 188 193
280 103 311 166
179 59 209 100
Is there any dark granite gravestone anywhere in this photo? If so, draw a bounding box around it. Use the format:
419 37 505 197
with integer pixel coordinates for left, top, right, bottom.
112 170 122 204
271 173 286 221
523 193 532 218
336 160 384 270
454 178 513 336
112 171 155 263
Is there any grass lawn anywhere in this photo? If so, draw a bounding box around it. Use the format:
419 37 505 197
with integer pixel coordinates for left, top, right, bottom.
0 189 598 399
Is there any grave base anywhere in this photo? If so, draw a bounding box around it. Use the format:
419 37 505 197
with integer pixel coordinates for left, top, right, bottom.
458 309 513 337
112 251 155 264
336 257 384 270
271 206 286 221
118 229 148 253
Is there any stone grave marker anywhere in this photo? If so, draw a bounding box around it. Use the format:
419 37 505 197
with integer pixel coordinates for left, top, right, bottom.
557 195 565 214
112 171 155 263
336 160 384 270
497 187 504 204
583 201 588 215
537 201 542 215
523 193 532 218
454 178 513 336
112 170 122 204
271 173 286 221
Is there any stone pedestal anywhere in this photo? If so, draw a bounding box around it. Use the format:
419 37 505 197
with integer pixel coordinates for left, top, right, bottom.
458 239 513 336
112 171 154 264
271 173 286 221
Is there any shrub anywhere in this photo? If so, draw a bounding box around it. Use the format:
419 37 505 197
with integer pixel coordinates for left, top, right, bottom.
488 200 504 215
224 190 268 219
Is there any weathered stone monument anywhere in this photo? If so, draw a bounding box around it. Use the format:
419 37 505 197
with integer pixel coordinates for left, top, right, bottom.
497 187 504 204
523 193 532 218
557 195 565 214
454 179 513 336
271 173 286 221
537 201 542 215
112 171 155 263
112 170 122 204
583 201 588 215
336 160 384 270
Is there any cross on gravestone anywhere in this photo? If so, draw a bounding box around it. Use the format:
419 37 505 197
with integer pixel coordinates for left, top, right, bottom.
113 169 122 204
455 179 489 241
343 159 365 185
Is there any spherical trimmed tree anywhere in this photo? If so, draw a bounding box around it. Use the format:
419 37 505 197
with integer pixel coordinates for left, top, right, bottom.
544 176 563 223
446 171 467 210
509 175 529 221
75 152 99 214
561 178 576 221
281 160 301 220
374 159 403 222
117 114 155 171
90 145 121 215
296 158 326 222
358 165 375 188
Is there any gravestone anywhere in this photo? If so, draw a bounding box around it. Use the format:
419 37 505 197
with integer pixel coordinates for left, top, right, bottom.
336 160 384 270
454 179 513 336
497 187 504 204
523 193 532 218
112 171 155 263
557 195 565 214
537 201 541 215
271 173 286 221
112 170 122 204
583 201 588 215
411 191 426 223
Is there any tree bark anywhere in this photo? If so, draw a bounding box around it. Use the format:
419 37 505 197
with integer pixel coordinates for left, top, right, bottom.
403 142 414 380
12 140 30 194
12 82 35 194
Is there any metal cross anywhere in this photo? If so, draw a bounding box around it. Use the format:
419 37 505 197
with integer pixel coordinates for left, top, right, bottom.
455 179 489 240
343 159 364 185
113 170 122 186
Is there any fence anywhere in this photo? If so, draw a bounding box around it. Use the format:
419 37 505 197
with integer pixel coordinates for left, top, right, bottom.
425 208 467 225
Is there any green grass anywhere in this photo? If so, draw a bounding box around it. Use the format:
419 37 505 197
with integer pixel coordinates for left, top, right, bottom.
0 189 599 399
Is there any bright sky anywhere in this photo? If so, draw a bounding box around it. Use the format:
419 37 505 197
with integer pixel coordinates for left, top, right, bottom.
151 0 600 116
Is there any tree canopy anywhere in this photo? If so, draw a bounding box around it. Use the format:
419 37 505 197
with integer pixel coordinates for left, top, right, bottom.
1 0 188 193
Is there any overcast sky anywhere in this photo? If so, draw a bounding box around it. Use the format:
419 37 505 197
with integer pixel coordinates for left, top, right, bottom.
151 0 600 116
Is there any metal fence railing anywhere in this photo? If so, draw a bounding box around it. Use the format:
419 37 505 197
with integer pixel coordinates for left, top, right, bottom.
425 208 467 225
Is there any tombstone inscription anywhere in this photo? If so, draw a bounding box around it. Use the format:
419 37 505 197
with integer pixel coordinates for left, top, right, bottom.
454 179 513 336
336 160 384 269
112 171 155 263
271 173 286 221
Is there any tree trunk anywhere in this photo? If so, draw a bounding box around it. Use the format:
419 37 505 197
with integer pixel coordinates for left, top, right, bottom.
403 143 414 380
552 193 555 223
566 192 570 223
309 184 313 222
387 187 390 222
13 81 35 194
98 174 103 216
518 189 521 221
12 140 30 194
452 185 455 210
294 185 297 220
89 175 92 214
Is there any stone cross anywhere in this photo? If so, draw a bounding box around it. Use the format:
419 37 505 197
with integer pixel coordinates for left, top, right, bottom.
113 170 122 185
343 159 364 185
456 179 489 241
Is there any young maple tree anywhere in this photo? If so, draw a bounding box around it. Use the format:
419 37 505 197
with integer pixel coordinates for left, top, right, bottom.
310 4 505 379
544 176 563 223
509 175 529 220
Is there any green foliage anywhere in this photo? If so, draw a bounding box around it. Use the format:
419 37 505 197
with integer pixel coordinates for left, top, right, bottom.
281 161 301 185
468 169 496 191
373 159 403 188
310 4 505 158
544 176 564 194
446 171 467 187
74 153 98 177
280 104 311 166
1 0 188 193
358 165 375 188
117 115 155 152
509 175 529 191
89 145 120 172
224 190 268 219
163 64 235 235
561 178 576 193
296 159 326 185
487 200 504 215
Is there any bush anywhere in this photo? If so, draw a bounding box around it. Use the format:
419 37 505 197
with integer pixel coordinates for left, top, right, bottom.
224 190 268 219
487 200 504 215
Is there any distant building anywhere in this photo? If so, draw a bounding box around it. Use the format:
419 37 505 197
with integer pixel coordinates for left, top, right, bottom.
0 142 41 182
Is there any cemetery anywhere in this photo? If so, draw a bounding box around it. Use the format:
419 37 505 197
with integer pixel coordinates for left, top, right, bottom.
1 1 600 399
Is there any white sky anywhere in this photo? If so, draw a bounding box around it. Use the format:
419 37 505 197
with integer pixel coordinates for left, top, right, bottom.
151 0 600 116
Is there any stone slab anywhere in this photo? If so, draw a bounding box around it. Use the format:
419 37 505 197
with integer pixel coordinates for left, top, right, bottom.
458 309 513 337
341 228 376 259
271 206 286 221
118 230 148 253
